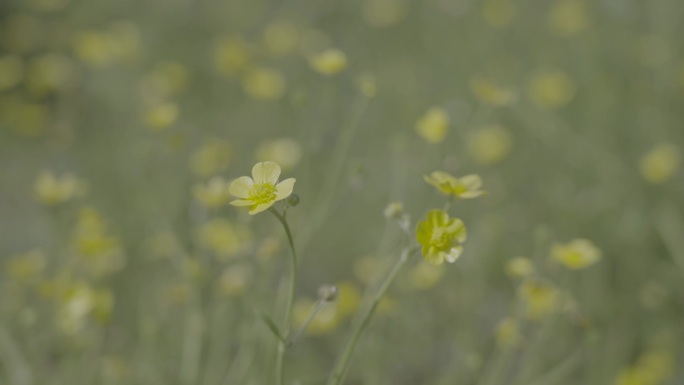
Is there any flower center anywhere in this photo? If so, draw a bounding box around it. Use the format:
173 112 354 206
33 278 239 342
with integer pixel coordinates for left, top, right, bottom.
248 182 277 204
430 228 451 249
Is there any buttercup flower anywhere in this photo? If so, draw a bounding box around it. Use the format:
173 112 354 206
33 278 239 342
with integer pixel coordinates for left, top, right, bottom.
229 161 296 215
551 238 602 270
416 209 467 265
424 171 486 199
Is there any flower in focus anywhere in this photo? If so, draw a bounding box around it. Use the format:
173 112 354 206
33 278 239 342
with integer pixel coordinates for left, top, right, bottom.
424 172 486 199
416 209 467 265
639 144 680 184
505 257 535 279
34 171 86 205
551 239 601 270
415 107 449 144
309 48 348 75
467 125 513 165
193 177 231 208
229 161 296 215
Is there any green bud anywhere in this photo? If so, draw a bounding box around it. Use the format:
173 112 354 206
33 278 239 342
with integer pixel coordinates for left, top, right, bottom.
287 193 300 207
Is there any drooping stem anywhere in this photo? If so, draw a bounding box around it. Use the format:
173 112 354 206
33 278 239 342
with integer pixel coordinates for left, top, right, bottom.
326 246 419 385
269 207 299 385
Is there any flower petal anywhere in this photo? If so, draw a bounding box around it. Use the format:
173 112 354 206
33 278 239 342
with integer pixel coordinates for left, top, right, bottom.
422 246 444 265
249 201 274 215
230 199 254 207
445 246 464 263
460 174 483 190
228 176 254 198
252 161 281 184
274 178 296 201
427 209 448 227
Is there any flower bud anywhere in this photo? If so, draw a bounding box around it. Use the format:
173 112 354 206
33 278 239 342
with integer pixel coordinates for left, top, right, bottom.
317 284 338 302
287 193 300 207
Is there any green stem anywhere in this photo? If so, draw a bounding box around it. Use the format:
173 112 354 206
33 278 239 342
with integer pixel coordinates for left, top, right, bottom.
269 207 299 385
326 246 419 385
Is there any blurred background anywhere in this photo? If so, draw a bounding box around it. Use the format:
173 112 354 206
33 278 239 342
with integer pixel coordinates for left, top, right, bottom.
1 0 683 384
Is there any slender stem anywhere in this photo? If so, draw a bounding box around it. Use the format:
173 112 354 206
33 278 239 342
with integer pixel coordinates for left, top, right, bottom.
269 207 299 385
287 299 325 347
326 246 419 385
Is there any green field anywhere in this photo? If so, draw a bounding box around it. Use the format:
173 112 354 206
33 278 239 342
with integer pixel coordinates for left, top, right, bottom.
1 0 683 384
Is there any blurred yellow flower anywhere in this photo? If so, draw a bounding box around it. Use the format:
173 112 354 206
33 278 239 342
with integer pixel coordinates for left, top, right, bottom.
255 138 302 170
143 102 179 131
335 281 362 318
262 21 299 56
639 144 680 184
72 207 125 276
407 261 445 290
6 250 46 284
528 69 576 108
191 139 233 177
518 279 560 320
193 177 231 208
229 161 296 215
415 107 449 143
140 61 190 101
25 53 76 97
197 219 252 260
481 0 517 29
495 316 522 349
615 350 673 385
309 49 348 75
355 72 378 98
361 0 408 27
469 77 516 106
416 209 467 265
34 171 86 205
0 97 48 137
215 265 252 297
0 55 23 91
353 256 386 285
424 172 486 199
505 257 534 279
57 282 113 334
467 125 513 165
293 298 339 335
548 0 589 36
551 239 602 270
73 31 114 66
241 67 286 100
213 37 251 76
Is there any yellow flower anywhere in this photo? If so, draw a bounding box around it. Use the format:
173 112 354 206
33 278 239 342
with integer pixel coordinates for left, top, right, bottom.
143 102 178 131
505 257 534 279
197 219 252 260
416 210 467 265
241 67 286 100
293 298 339 335
548 0 588 37
469 77 516 106
424 171 486 199
551 239 602 270
6 249 46 284
229 161 296 215
407 261 445 290
518 279 560 320
193 177 231 208
639 144 680 184
255 138 302 170
215 265 252 297
34 171 86 205
335 281 362 318
213 37 251 77
528 69 576 108
415 107 449 143
25 53 75 97
468 125 513 165
309 48 348 75
495 316 522 349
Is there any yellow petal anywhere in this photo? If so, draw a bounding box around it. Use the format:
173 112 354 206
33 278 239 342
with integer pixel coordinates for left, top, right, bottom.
274 178 296 200
252 161 281 184
249 201 275 215
228 176 254 198
460 174 483 190
230 199 253 207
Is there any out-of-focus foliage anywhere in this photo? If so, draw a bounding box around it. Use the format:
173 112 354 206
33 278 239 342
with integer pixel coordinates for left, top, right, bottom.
1 0 683 384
